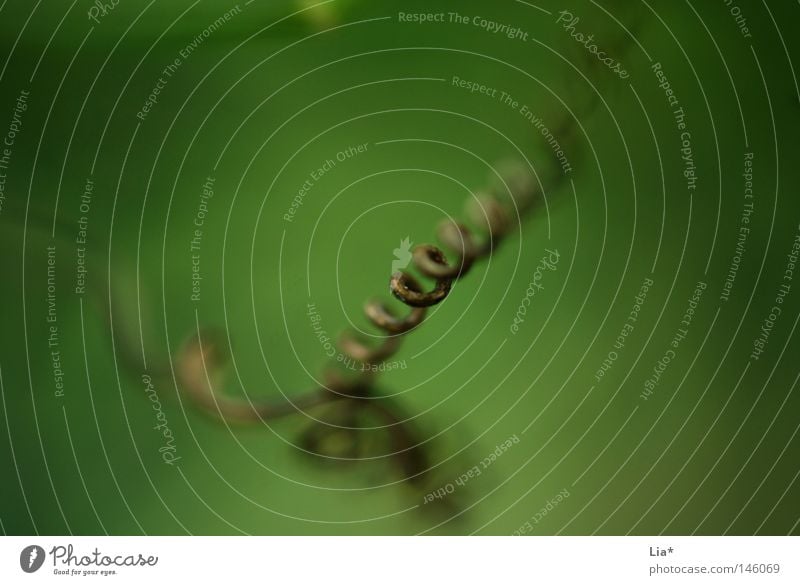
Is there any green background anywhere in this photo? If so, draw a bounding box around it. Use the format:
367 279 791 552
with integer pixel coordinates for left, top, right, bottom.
1 0 799 535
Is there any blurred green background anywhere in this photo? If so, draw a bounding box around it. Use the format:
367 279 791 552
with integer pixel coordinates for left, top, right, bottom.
1 0 799 535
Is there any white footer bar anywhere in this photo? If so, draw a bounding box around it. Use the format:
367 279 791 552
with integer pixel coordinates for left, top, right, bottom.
1 536 797 584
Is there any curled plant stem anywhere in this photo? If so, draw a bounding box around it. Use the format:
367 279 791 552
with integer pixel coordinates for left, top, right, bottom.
178 162 540 423
174 93 594 488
